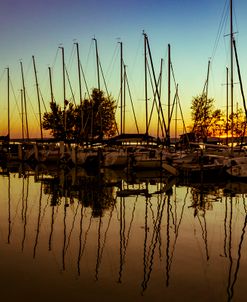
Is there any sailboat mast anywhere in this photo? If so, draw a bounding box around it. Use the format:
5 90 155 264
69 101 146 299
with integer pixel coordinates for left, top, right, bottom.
120 41 123 135
75 43 82 104
230 0 234 146
205 60 210 99
21 89 24 140
233 39 247 118
226 67 229 145
145 34 168 139
123 64 126 134
48 67 54 103
32 56 43 140
59 46 67 138
7 67 10 139
75 42 84 136
93 38 100 90
157 58 163 138
144 32 148 136
60 47 66 109
168 44 171 142
20 61 29 140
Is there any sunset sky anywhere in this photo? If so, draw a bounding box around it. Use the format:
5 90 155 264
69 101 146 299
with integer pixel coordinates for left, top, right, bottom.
1 0 247 138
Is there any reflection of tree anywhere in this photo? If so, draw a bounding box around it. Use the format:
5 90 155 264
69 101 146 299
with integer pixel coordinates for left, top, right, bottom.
43 171 117 217
82 181 116 217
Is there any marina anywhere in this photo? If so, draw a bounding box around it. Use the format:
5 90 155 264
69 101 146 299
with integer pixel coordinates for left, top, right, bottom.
1 0 247 301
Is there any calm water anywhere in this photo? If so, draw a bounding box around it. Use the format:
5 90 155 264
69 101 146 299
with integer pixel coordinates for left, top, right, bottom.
1 164 247 302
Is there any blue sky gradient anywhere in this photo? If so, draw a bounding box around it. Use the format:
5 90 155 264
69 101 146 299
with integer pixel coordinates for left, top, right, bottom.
1 0 247 138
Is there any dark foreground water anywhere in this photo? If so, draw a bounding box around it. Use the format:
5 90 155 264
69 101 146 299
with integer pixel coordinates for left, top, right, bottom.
0 164 247 302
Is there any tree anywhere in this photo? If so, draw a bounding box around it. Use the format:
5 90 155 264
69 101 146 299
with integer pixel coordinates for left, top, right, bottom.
78 88 117 141
42 88 117 142
191 93 224 140
228 107 247 138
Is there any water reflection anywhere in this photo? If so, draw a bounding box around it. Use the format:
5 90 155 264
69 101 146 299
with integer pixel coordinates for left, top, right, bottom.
1 163 247 301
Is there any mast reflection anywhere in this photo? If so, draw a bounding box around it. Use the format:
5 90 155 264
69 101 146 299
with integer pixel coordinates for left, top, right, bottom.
1 162 247 300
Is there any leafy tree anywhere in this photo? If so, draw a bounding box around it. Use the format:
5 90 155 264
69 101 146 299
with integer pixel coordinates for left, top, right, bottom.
78 88 117 141
42 88 117 142
191 93 224 140
42 101 65 140
228 107 247 137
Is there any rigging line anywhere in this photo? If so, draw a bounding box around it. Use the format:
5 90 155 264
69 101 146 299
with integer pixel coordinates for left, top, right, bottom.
65 66 76 105
85 39 94 74
125 71 139 133
145 34 168 136
147 62 165 137
146 59 156 132
25 92 40 126
51 47 60 69
112 91 120 135
67 43 76 73
9 78 21 115
177 93 189 135
233 38 247 119
168 86 179 132
233 3 239 36
211 0 229 63
105 42 119 79
23 57 33 80
98 59 109 97
170 62 177 88
39 88 48 113
80 61 90 99
0 68 5 83
115 84 121 108
129 33 143 76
